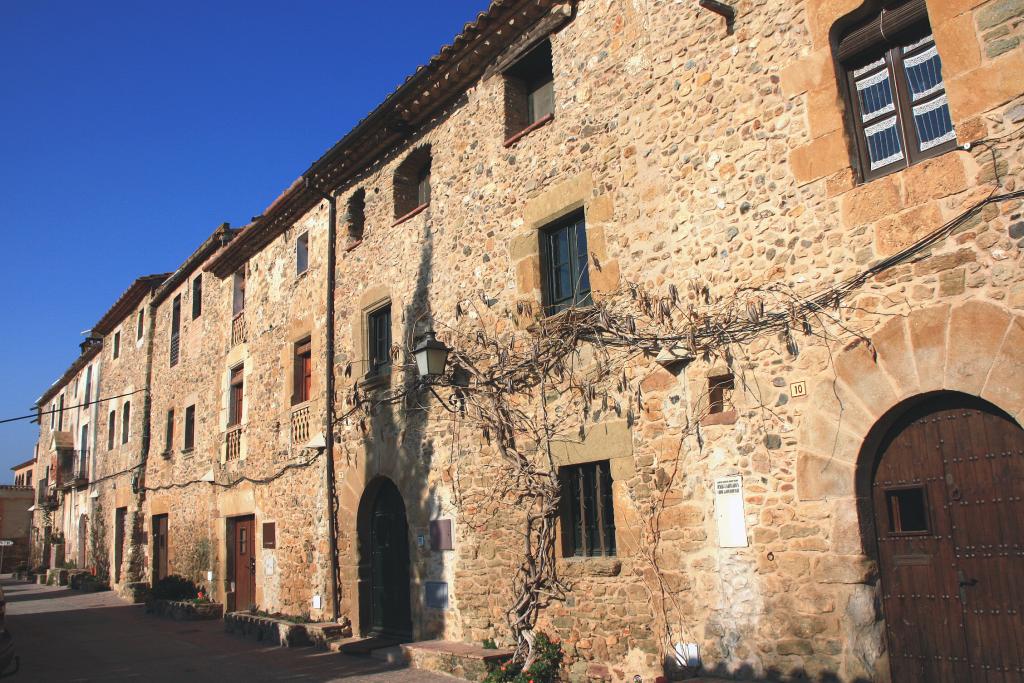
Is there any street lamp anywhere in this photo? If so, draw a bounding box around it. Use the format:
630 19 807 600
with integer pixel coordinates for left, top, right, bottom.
413 329 450 380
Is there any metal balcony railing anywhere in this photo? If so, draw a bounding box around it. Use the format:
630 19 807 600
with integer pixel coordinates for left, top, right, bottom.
37 479 58 509
225 426 242 461
231 313 247 346
59 450 89 489
291 404 311 445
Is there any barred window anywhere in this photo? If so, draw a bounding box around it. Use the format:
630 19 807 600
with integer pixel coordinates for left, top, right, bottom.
560 460 616 557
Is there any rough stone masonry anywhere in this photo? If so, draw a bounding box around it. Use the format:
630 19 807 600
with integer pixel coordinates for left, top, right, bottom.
30 0 1024 681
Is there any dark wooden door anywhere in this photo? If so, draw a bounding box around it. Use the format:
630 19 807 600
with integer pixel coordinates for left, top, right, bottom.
152 514 168 582
873 395 1024 682
114 508 126 583
369 482 411 638
232 516 256 611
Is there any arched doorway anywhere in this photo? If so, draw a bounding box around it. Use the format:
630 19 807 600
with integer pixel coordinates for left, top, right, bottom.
358 477 412 639
871 393 1024 682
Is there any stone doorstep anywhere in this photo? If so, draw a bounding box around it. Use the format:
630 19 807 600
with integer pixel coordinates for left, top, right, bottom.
402 640 514 682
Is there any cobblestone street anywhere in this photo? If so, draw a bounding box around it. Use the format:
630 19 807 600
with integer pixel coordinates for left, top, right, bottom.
3 578 456 682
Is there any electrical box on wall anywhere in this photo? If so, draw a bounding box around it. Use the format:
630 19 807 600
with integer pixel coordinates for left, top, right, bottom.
714 475 748 548
429 519 453 551
425 581 449 609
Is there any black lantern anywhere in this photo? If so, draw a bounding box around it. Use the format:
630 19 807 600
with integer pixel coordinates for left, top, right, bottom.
413 329 450 379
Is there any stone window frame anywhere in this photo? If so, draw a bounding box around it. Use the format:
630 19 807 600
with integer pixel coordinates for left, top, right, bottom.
354 286 397 388
291 336 313 406
191 274 203 320
510 172 617 321
559 459 617 558
183 404 196 453
392 145 432 225
502 38 556 147
697 365 739 427
345 188 367 250
547 420 634 563
136 308 145 342
112 330 121 360
107 408 116 451
834 0 957 183
295 231 309 277
121 400 131 445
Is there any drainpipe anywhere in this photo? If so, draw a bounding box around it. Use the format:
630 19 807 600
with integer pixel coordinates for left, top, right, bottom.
305 177 341 622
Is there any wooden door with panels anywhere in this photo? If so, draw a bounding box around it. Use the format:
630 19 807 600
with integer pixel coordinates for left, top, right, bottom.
872 394 1024 682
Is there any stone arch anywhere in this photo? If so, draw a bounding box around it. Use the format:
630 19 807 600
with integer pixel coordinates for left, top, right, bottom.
799 300 1024 505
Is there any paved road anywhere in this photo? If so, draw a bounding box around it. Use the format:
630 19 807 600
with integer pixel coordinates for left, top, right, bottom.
3 578 456 682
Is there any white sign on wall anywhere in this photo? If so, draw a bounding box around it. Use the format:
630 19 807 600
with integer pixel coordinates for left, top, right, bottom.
714 475 748 548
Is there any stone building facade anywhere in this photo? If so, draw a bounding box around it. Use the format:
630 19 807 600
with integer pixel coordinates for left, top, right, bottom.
31 0 1024 681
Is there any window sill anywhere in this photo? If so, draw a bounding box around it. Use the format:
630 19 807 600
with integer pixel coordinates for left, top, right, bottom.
503 113 554 148
701 409 737 427
180 447 194 456
558 555 621 577
391 203 429 227
360 372 391 390
344 239 363 253
295 268 309 281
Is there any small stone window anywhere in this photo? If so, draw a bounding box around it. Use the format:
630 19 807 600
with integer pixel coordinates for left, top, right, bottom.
346 188 366 246
170 294 181 368
121 401 131 445
136 309 144 341
183 404 195 451
837 1 955 181
560 460 616 557
107 410 116 450
393 146 431 221
228 366 244 426
164 409 174 455
191 275 202 319
292 338 312 405
540 211 591 315
367 304 392 378
113 331 121 360
503 39 554 142
708 373 734 414
232 268 246 316
296 232 309 275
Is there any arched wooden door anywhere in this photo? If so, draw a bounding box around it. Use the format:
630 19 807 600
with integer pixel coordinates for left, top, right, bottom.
872 394 1024 682
367 480 412 639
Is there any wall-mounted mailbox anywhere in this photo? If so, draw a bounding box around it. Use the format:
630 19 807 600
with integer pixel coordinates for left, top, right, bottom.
429 519 453 551
262 522 276 549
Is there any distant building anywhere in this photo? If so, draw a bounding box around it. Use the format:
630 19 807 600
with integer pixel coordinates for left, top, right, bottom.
11 458 33 488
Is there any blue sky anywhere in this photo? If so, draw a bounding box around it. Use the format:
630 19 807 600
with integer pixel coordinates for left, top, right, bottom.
0 0 491 478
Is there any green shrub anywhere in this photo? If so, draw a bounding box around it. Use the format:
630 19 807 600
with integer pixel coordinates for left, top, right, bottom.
484 632 562 683
151 574 199 601
483 638 498 649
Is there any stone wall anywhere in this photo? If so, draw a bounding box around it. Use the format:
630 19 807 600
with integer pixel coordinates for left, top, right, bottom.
30 0 1024 680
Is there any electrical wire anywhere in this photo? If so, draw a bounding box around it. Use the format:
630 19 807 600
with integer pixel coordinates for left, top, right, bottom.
0 389 146 425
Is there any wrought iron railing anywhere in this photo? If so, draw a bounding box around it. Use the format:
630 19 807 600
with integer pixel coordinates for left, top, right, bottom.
225 426 242 461
59 450 89 488
231 313 247 346
291 404 311 445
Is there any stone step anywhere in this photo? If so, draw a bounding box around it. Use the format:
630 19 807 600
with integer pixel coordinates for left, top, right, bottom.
402 640 514 682
369 645 406 664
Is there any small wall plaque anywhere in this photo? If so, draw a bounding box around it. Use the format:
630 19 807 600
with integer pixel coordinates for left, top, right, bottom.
714 475 748 548
790 380 807 398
